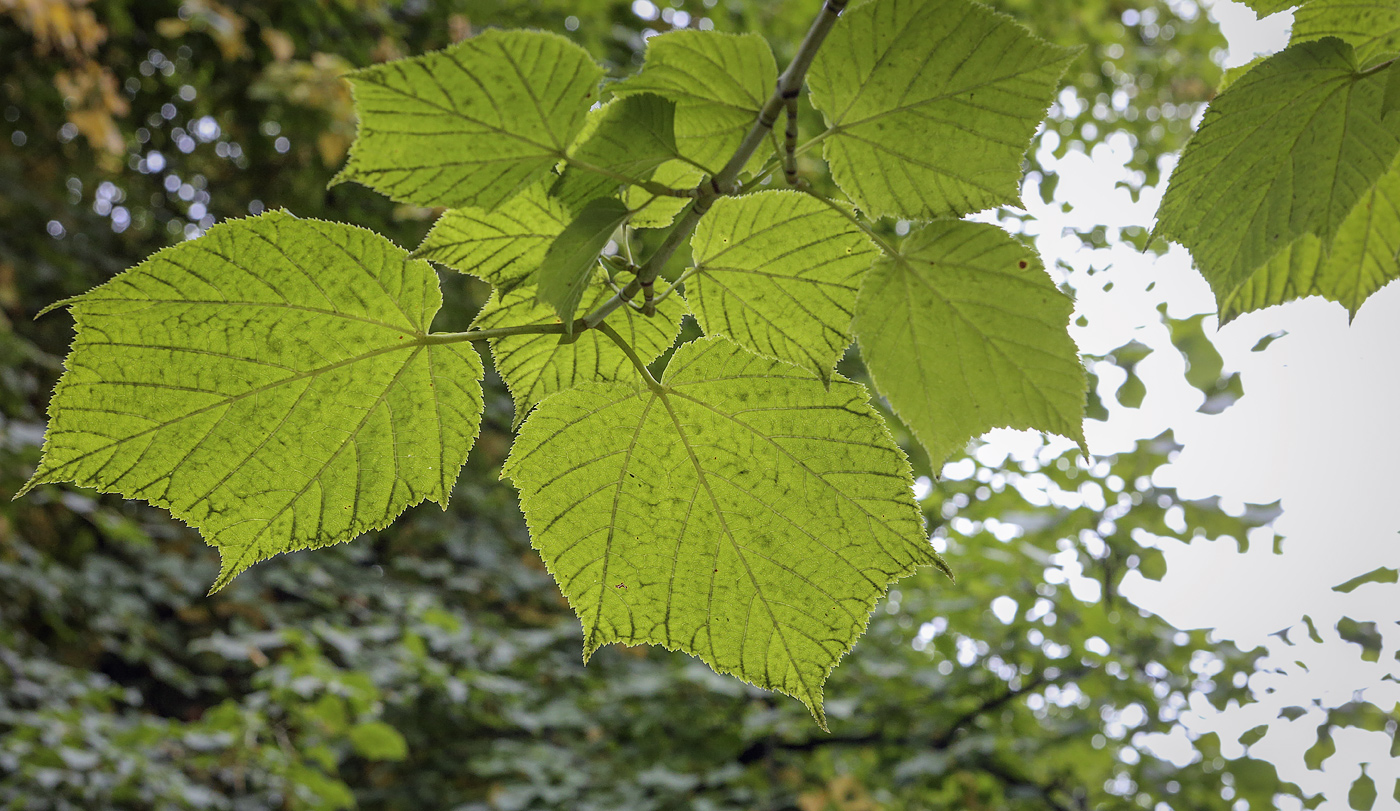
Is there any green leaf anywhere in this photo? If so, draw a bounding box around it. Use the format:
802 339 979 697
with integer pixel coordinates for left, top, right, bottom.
20 212 483 591
612 29 778 174
686 191 876 382
1351 766 1378 810
1156 39 1400 317
1218 154 1400 322
1333 566 1400 593
1240 723 1270 747
627 160 706 228
535 197 631 329
853 220 1086 468
503 337 943 728
473 270 686 427
553 94 683 210
1241 0 1303 14
1291 1 1400 65
334 30 602 209
1305 726 1336 770
348 721 409 761
1385 62 1400 118
412 183 568 292
807 0 1077 219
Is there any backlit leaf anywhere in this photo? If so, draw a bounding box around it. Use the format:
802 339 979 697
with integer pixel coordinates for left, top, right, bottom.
412 183 568 291
1291 1 1400 64
807 0 1077 219
627 160 706 228
553 93 683 210
1156 39 1400 317
853 220 1085 467
612 29 778 174
503 337 943 728
474 270 686 427
1218 153 1400 322
21 212 483 591
334 30 601 209
536 196 632 329
686 191 876 382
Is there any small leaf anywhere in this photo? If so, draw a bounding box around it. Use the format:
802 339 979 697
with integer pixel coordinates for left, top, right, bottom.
627 160 706 228
535 197 631 329
335 30 601 209
1333 566 1400 593
553 93 683 210
349 721 409 761
687 191 876 382
1156 39 1400 318
1291 1 1400 65
807 0 1077 219
1240 723 1270 747
412 183 568 292
504 337 943 728
1305 727 1336 770
612 29 778 174
1351 765 1378 810
853 220 1086 468
21 212 483 591
473 270 686 427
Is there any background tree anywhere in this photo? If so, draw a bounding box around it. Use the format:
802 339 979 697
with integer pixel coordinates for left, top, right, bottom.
0 1 1384 808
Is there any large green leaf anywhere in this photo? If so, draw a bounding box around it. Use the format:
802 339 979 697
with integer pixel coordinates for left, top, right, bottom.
1240 0 1304 14
686 191 876 382
1156 39 1400 315
853 220 1085 467
553 94 683 211
503 337 942 727
334 30 601 209
807 0 1076 220
536 197 632 328
473 271 686 427
1219 154 1400 322
20 212 483 590
612 29 778 174
412 183 568 291
1291 1 1400 64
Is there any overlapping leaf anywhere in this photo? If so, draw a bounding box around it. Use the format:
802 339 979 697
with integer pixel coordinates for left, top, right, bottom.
334 30 601 209
626 160 706 228
1155 38 1400 317
474 270 687 427
504 337 942 727
552 94 684 211
612 29 778 174
20 212 484 590
1291 1 1400 63
853 221 1085 467
807 0 1077 219
686 191 876 382
412 183 568 291
536 197 632 327
1220 154 1400 322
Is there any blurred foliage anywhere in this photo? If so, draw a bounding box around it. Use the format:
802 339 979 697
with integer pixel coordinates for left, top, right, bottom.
0 0 1373 808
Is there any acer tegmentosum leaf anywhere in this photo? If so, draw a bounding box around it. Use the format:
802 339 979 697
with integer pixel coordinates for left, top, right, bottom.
552 94 685 211
504 337 945 728
807 0 1077 219
612 29 779 174
1219 155 1400 322
686 191 876 382
535 196 632 329
335 30 602 209
21 212 484 591
412 182 568 292
853 220 1086 467
1155 39 1400 318
474 270 687 427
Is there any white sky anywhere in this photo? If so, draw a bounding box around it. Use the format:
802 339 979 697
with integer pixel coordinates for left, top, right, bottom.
979 2 1400 806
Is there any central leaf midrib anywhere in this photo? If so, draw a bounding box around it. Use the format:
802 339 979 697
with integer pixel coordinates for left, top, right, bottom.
44 338 430 477
653 387 815 702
